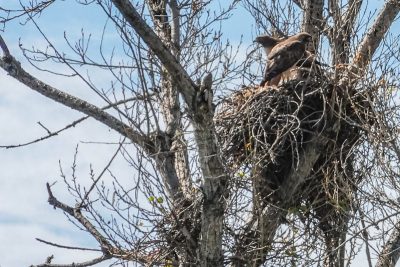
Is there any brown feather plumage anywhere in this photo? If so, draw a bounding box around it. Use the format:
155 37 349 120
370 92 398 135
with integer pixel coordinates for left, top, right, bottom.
255 32 313 86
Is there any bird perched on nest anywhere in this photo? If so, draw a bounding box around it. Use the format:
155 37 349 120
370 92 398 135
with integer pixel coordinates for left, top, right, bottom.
255 32 315 86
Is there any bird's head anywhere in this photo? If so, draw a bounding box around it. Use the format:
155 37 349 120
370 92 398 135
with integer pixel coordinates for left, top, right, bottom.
297 32 313 44
254 35 281 47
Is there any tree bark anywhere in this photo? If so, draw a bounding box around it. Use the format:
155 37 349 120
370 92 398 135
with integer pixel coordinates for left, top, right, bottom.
193 73 229 267
353 0 400 70
111 2 229 265
302 0 324 53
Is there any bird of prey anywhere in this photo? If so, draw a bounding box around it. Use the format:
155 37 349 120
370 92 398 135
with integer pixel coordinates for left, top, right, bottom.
255 32 313 86
254 34 284 86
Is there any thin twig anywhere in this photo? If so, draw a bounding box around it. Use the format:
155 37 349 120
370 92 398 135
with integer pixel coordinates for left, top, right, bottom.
35 238 101 252
79 141 124 208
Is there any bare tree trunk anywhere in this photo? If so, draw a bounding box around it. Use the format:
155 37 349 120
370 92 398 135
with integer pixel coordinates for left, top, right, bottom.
111 2 229 265
302 0 324 53
193 74 229 267
147 0 193 201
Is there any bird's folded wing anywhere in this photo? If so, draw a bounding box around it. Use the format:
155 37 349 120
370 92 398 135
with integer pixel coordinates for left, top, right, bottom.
268 41 303 60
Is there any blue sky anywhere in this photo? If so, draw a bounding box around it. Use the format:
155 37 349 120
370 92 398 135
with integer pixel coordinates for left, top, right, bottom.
0 1 399 267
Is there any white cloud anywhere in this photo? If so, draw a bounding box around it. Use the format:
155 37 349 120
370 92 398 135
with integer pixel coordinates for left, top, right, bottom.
0 222 113 267
0 68 133 266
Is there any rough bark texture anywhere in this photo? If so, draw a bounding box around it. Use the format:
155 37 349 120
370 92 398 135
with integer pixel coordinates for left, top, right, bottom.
193 73 228 267
302 0 324 53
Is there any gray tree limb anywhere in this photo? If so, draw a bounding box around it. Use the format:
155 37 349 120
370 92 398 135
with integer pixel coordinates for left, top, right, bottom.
33 183 158 267
353 0 400 70
331 0 362 64
0 51 150 151
111 0 197 105
31 254 111 267
0 37 189 202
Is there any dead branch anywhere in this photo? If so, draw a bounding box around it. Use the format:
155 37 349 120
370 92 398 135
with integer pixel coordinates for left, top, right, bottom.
46 183 113 251
0 97 138 149
43 183 159 266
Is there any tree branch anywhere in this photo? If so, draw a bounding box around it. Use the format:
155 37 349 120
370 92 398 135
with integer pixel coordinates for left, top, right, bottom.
169 0 180 53
1 97 139 149
353 0 400 70
0 38 152 153
35 238 101 252
329 0 363 64
342 0 363 34
0 34 10 57
31 254 111 267
46 183 112 251
110 0 197 105
44 183 158 266
192 72 229 267
302 0 324 53
376 219 400 267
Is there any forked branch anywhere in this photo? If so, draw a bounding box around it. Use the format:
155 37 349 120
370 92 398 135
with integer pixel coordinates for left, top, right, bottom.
31 183 160 267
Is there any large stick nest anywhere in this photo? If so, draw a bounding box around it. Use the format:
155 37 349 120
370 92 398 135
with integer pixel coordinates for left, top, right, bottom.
215 73 374 225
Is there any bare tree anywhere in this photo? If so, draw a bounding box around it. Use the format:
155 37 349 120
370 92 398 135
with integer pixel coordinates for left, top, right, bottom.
1 0 400 267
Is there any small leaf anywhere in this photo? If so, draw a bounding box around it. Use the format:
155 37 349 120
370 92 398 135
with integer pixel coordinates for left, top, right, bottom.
237 171 245 178
148 196 155 202
157 197 164 204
